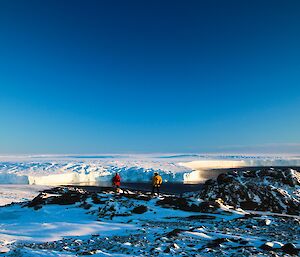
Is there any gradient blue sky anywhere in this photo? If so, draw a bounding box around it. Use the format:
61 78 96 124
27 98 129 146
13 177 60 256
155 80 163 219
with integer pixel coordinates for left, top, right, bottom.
0 0 300 154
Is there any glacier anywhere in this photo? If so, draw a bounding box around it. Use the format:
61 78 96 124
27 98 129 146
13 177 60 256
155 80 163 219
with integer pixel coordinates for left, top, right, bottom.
1 154 300 186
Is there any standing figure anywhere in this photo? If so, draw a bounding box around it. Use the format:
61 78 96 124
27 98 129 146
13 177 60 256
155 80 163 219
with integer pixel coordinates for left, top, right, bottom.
152 172 162 195
112 173 121 193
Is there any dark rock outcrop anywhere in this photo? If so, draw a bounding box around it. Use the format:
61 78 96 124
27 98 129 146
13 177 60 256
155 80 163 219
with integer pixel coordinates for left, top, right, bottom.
166 228 183 238
25 187 90 209
132 205 148 214
281 243 299 255
196 167 300 215
156 197 220 213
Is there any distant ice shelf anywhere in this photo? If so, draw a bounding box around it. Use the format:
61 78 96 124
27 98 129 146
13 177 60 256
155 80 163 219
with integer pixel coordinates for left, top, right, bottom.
0 154 300 186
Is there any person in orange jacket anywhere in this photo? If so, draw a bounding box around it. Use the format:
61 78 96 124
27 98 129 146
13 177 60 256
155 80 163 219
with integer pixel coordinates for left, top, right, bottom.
112 173 121 193
151 172 162 195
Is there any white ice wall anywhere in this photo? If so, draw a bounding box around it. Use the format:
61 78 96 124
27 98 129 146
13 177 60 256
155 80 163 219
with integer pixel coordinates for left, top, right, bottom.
1 155 300 185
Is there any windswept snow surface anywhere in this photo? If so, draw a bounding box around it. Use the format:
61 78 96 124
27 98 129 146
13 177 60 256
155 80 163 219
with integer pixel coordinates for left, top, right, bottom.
0 190 137 256
0 185 49 206
1 154 300 186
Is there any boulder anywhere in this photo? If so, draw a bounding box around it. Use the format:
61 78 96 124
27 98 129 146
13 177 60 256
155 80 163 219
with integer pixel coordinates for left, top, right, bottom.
281 243 299 255
166 228 182 237
132 205 148 214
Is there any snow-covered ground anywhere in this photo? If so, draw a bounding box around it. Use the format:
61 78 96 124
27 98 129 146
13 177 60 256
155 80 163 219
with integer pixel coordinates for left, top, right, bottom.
1 154 300 186
0 184 299 256
0 189 137 256
0 185 49 206
0 166 299 256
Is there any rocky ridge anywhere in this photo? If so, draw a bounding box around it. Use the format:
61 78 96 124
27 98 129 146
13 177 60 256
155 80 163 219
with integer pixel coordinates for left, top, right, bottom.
196 167 300 215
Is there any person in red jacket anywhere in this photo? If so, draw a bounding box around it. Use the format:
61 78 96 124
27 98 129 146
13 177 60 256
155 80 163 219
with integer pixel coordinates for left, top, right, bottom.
112 173 121 193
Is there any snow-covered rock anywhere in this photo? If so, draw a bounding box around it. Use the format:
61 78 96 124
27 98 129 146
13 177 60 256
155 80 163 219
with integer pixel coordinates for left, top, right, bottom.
195 167 300 215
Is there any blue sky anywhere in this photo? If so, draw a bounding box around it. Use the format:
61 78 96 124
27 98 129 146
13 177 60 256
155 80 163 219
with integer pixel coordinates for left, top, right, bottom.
0 0 300 154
